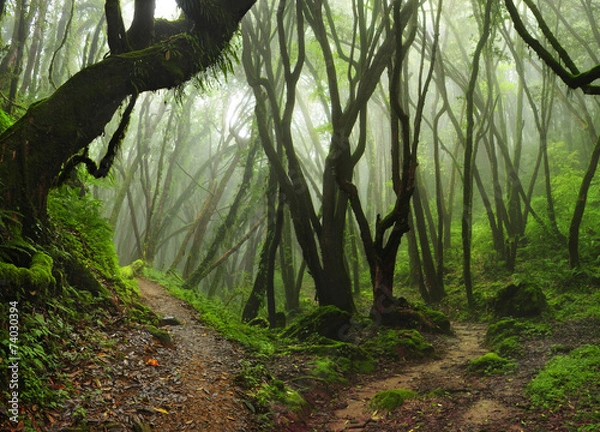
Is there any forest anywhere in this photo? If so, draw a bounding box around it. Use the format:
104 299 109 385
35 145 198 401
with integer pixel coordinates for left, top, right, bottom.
1 0 600 430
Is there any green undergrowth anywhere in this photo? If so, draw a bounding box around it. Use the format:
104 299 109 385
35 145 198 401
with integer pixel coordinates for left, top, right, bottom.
0 183 156 429
528 344 600 428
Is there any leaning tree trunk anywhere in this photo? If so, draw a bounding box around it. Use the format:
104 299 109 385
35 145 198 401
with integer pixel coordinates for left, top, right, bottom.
569 134 600 268
0 0 256 238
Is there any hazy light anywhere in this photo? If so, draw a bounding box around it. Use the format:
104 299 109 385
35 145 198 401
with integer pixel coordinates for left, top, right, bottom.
156 0 180 19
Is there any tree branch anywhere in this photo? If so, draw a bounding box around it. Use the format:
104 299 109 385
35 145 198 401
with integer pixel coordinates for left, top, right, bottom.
504 0 600 94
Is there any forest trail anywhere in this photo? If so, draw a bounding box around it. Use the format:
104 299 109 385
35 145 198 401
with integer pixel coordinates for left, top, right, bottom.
319 323 528 432
132 278 256 431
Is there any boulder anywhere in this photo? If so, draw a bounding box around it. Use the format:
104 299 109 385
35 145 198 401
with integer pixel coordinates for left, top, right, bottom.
493 282 547 318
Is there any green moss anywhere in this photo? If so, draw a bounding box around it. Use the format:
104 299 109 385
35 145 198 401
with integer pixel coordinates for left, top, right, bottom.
485 318 552 358
310 358 348 384
281 305 351 341
493 335 523 357
145 324 173 348
467 352 517 375
363 329 434 360
0 252 56 298
0 109 13 133
368 389 417 412
121 259 145 279
152 274 276 355
528 344 600 409
414 304 452 333
254 379 307 412
493 282 547 317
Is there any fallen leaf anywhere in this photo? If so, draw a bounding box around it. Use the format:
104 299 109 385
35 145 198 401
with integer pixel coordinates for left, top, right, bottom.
146 358 159 367
153 407 169 414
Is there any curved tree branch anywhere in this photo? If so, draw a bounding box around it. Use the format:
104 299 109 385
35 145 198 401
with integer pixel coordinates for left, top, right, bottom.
0 0 256 236
505 0 600 94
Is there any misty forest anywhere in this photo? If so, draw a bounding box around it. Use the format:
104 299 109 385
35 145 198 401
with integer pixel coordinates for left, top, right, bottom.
1 0 600 430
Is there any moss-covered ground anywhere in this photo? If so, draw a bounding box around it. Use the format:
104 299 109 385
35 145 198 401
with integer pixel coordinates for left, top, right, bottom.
0 184 158 430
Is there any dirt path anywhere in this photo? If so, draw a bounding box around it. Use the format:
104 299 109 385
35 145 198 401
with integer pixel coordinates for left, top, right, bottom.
133 278 256 431
320 323 527 432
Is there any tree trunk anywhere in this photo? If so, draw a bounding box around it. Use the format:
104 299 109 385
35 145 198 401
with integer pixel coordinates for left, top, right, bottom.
0 0 256 237
569 134 600 268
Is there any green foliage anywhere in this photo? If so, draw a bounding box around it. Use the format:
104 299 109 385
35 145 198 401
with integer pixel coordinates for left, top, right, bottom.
0 183 154 420
363 329 434 361
48 187 120 283
368 389 417 412
467 352 517 376
528 345 600 412
0 109 13 133
236 360 306 413
121 259 145 279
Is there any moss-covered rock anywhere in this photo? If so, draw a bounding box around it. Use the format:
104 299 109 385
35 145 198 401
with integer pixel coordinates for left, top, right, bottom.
310 358 348 384
281 305 351 341
368 389 417 412
372 297 451 334
255 379 307 412
0 252 56 299
467 352 517 375
485 318 552 358
145 324 174 348
363 329 435 360
121 259 145 279
493 282 547 318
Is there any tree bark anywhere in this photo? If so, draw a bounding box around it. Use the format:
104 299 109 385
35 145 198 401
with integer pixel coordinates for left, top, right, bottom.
569 134 600 268
0 0 256 238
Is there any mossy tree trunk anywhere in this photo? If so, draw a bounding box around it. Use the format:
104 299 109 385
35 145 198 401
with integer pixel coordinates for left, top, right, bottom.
0 0 256 238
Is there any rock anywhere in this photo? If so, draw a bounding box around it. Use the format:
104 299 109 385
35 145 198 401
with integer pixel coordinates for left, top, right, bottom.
371 297 451 334
493 282 547 318
145 324 174 348
158 315 183 327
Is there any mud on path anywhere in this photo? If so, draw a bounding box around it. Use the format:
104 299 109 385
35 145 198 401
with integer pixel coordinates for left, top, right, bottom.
307 323 529 432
